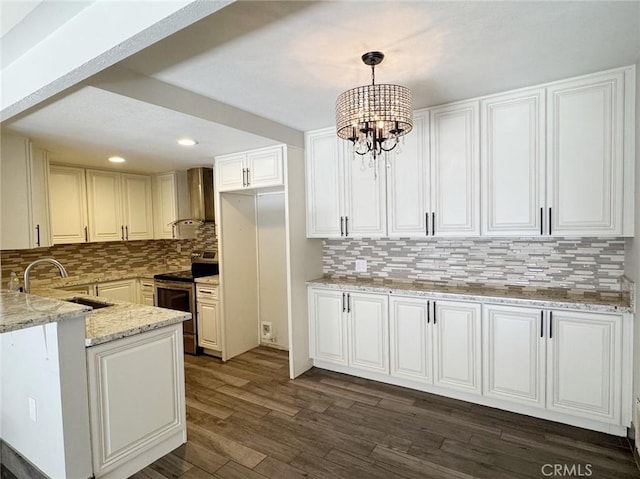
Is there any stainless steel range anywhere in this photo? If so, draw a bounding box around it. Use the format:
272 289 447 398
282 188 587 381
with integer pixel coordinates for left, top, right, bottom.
154 250 219 355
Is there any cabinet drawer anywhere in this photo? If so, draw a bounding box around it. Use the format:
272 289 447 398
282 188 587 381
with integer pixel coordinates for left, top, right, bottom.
196 285 218 300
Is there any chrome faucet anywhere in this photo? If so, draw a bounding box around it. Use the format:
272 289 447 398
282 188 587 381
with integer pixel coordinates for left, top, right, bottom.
24 258 68 293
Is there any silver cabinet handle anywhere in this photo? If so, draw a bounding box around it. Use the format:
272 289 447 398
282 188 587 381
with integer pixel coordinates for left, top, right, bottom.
549 208 552 235
342 292 346 312
125 225 129 241
35 224 41 247
347 293 351 313
345 216 349 237
121 225 125 240
242 168 246 187
246 168 250 186
172 224 176 239
84 226 88 242
340 217 344 237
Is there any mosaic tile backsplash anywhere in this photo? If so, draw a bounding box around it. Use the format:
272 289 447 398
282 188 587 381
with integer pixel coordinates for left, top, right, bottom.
0 224 217 282
323 237 626 291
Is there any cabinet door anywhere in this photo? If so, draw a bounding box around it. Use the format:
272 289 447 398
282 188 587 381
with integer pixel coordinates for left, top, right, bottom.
49 165 89 244
547 310 621 424
387 110 430 237
348 292 389 374
547 72 624 236
344 153 387 238
481 89 545 236
30 146 52 248
389 296 432 383
86 325 185 478
86 170 123 242
197 300 220 350
430 101 480 236
122 173 153 240
246 147 283 189
433 300 482 394
0 136 34 249
308 287 347 365
215 154 246 192
97 279 136 303
304 129 345 238
154 173 178 239
482 304 545 407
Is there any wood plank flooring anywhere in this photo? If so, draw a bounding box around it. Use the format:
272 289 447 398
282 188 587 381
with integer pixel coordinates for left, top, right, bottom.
133 347 638 479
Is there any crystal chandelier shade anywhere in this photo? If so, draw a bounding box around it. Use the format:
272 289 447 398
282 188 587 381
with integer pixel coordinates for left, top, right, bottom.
335 51 413 166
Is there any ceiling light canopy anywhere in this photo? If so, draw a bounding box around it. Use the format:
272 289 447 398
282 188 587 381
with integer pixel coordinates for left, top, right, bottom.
108 156 126 163
178 138 198 146
336 51 413 173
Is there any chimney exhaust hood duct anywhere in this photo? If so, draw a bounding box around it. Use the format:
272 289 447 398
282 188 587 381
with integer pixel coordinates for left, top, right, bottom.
172 167 215 226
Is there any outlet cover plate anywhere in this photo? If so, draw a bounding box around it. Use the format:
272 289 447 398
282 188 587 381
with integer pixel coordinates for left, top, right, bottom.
355 259 367 273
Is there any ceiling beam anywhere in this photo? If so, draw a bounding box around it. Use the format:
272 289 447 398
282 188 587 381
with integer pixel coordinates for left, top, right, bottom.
90 66 304 148
1 0 234 122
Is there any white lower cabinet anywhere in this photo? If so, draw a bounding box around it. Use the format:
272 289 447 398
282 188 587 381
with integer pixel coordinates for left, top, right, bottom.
347 292 388 374
482 304 545 407
547 310 622 424
308 288 386 371
97 279 136 303
139 279 155 306
432 300 482 395
86 324 186 479
197 285 221 352
308 285 630 435
389 296 432 383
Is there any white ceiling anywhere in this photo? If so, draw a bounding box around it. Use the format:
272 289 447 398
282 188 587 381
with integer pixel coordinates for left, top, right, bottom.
2 0 639 173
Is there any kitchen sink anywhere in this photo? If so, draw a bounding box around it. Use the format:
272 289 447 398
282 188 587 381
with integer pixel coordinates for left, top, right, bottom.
66 297 114 310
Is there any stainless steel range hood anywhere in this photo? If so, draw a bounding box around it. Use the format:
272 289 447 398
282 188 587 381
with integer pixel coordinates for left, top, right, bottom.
172 167 214 226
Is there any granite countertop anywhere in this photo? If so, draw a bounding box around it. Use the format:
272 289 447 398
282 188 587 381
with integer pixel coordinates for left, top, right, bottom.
30 267 187 289
195 275 220 285
32 288 191 347
0 291 91 334
307 276 634 314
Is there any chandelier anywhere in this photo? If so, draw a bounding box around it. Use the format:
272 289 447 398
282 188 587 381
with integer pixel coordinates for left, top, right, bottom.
336 51 413 174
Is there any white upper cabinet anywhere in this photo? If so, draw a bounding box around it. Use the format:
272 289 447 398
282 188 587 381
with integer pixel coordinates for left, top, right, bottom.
49 165 89 244
0 135 52 249
386 110 430 237
430 100 480 237
482 304 546 408
86 170 124 242
215 153 245 192
547 71 625 236
305 128 345 238
153 171 189 239
121 174 153 241
305 128 386 238
481 89 545 236
547 310 622 424
215 146 284 192
305 66 634 239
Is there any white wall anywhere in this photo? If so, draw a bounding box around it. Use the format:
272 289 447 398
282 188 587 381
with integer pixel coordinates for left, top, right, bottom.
0 316 91 478
624 19 640 444
257 193 288 348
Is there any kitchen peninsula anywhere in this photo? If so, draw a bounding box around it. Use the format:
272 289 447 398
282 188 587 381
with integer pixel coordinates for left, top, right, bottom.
0 289 190 479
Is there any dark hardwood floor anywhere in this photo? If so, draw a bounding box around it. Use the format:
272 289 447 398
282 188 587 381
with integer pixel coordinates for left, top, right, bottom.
133 347 639 479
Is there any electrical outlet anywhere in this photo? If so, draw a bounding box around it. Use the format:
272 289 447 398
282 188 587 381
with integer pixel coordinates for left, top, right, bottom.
176 244 182 253
355 259 367 273
261 322 273 340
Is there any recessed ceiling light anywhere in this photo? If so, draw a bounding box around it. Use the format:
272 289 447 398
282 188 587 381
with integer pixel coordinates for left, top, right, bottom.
108 156 126 163
178 138 198 146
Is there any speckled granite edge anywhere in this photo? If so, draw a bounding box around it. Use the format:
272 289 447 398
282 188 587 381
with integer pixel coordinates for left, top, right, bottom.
195 275 220 285
307 276 634 314
32 288 191 347
0 292 90 334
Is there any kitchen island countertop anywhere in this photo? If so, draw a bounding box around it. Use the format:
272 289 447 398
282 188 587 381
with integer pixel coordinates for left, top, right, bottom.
32 288 190 347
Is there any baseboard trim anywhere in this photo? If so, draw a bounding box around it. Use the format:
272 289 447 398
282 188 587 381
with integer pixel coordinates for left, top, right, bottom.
0 441 48 479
